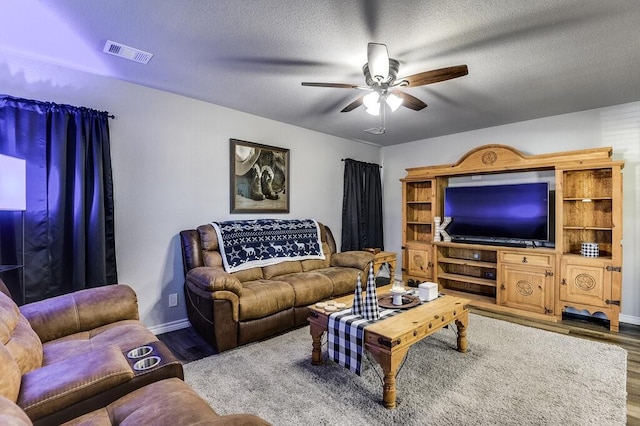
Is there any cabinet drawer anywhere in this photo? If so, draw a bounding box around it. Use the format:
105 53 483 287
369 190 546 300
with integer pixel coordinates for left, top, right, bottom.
499 251 553 267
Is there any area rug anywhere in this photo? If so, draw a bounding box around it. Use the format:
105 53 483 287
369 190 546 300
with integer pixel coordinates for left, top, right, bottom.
184 314 627 425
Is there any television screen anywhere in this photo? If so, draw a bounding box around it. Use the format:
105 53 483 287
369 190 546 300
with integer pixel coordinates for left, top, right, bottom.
444 182 549 243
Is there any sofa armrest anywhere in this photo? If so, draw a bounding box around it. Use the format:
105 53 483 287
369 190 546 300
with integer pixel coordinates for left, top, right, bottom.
18 346 134 421
20 285 139 344
186 266 243 295
330 251 374 271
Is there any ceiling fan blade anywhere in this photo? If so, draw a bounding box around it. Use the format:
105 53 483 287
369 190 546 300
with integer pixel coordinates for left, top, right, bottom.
394 91 428 111
399 65 468 87
301 82 360 89
367 43 390 81
340 96 364 112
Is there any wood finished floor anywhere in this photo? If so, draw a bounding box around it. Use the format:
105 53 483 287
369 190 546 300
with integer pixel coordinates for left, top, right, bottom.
158 310 640 425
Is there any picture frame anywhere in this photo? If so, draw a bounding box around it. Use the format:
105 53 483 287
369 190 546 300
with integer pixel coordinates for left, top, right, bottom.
230 139 289 213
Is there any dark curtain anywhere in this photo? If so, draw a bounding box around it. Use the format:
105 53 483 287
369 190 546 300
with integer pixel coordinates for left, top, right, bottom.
0 95 117 304
341 159 383 251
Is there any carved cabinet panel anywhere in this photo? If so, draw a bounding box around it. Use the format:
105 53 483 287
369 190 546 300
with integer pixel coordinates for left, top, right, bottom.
499 258 554 315
497 250 556 315
405 245 433 281
560 256 612 309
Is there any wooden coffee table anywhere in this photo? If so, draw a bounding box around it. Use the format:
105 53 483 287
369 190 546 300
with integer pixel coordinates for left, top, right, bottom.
308 286 470 409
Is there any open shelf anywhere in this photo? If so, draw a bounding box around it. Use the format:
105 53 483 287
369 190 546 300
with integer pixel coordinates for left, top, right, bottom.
405 181 433 202
438 273 496 288
402 179 436 247
438 257 497 270
436 244 498 299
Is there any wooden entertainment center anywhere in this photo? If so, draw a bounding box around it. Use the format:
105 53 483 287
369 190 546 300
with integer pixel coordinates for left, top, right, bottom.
401 144 624 331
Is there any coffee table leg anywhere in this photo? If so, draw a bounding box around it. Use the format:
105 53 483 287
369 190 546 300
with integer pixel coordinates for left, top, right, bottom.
368 346 409 409
455 312 469 353
382 370 398 409
309 323 325 365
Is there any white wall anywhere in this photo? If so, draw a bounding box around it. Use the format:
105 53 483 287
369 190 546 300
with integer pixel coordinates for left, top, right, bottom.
0 55 380 330
381 102 640 323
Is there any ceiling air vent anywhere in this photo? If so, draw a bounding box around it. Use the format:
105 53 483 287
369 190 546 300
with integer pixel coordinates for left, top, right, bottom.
103 40 153 64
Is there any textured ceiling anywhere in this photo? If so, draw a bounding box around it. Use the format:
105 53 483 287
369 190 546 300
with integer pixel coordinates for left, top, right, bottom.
1 0 639 147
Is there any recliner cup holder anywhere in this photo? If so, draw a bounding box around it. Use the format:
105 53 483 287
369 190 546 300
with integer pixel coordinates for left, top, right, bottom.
127 345 154 359
133 355 161 371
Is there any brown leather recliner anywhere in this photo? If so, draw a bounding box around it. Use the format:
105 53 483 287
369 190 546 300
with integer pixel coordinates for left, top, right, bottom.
0 282 270 425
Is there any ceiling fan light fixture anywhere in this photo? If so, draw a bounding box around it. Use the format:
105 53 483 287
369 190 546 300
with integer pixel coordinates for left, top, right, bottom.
363 91 380 115
385 92 403 111
365 106 380 116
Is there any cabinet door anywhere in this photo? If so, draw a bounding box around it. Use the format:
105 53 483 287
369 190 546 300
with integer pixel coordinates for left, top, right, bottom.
499 264 553 314
560 257 612 308
405 246 432 279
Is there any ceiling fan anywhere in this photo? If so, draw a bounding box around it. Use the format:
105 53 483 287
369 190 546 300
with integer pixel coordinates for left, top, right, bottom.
302 43 468 134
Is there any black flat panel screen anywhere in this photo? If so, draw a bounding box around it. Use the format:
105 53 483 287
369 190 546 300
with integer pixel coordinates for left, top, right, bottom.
444 182 549 242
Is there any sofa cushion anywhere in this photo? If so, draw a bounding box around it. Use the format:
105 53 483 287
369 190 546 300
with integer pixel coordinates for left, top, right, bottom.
41 320 158 366
232 267 264 282
62 378 271 426
276 272 333 307
301 242 331 271
197 225 223 268
0 292 43 376
0 344 21 402
0 291 19 344
20 285 140 344
315 267 361 296
239 280 295 321
7 316 43 375
262 261 303 280
202 250 224 268
198 224 219 251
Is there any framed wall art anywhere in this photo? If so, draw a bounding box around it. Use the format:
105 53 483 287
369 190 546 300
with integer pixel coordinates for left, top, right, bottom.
230 139 289 213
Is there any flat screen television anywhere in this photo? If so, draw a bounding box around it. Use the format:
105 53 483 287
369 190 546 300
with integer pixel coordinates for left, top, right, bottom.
444 182 550 245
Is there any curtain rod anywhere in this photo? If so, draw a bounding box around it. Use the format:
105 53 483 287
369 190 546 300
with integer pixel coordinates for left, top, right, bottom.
1 94 115 119
341 158 382 168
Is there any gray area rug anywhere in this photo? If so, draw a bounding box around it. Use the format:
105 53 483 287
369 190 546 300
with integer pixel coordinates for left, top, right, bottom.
184 314 627 425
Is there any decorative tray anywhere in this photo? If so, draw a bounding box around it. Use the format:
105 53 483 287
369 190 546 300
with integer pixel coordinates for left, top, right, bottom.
377 294 421 309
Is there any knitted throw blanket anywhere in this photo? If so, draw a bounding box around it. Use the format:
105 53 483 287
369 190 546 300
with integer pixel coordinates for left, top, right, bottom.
211 219 325 273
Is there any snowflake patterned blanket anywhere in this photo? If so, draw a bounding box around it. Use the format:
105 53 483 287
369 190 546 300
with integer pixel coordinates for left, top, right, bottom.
211 219 326 273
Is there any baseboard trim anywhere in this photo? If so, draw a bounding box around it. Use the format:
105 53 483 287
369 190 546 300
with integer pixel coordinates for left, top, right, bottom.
148 318 191 335
619 314 640 326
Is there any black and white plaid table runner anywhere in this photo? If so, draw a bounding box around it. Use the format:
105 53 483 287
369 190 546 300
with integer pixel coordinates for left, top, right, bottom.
327 308 399 375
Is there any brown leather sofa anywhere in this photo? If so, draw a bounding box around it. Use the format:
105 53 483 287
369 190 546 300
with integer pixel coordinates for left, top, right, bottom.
180 222 374 352
0 281 270 425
